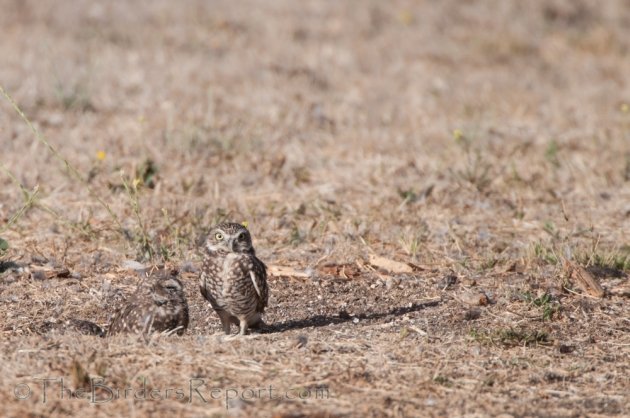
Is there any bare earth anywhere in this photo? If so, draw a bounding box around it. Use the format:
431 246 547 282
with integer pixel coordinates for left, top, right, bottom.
1 1 629 417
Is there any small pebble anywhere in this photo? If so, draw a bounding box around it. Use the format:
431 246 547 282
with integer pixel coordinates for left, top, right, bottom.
463 308 482 321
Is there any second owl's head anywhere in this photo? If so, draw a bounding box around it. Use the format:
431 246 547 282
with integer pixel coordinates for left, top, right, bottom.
151 269 187 306
205 222 255 255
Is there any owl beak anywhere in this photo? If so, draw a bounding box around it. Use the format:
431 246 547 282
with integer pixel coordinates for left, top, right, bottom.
153 294 167 306
228 237 236 252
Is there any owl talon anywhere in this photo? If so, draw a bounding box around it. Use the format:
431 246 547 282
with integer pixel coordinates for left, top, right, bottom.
223 334 240 341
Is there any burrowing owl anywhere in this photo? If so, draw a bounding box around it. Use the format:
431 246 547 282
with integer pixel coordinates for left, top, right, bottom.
107 268 189 336
199 222 269 335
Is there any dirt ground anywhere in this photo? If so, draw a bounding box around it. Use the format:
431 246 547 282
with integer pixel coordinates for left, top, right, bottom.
1 0 629 417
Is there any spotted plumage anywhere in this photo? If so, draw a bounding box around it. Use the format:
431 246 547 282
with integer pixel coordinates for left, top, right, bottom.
199 222 269 335
68 319 107 337
107 268 189 336
40 318 106 337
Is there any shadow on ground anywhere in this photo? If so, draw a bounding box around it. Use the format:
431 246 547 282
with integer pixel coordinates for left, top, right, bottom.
264 299 442 333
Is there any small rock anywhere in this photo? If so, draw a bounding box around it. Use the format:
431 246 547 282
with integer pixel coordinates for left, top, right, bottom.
2 274 18 284
121 260 146 271
226 397 248 411
179 261 198 273
294 335 308 348
437 274 458 289
338 310 351 319
425 397 437 406
462 277 477 287
385 277 401 290
460 289 490 306
544 370 567 382
30 267 70 280
463 308 482 320
31 270 48 281
30 255 48 265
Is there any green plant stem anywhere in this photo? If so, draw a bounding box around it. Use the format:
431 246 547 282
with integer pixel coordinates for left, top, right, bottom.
0 84 122 231
121 172 153 260
0 186 39 234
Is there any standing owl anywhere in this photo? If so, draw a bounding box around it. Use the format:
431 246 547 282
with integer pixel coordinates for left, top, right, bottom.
199 222 269 336
107 268 189 336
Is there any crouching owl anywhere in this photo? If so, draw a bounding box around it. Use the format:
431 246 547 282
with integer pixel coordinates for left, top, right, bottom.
108 268 189 336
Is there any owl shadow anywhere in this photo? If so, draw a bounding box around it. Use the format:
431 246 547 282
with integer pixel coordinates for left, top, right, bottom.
262 299 441 334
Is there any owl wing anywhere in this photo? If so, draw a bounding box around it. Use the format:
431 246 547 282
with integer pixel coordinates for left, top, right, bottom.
250 258 269 311
107 299 153 335
107 304 131 335
199 271 222 310
199 274 211 302
199 257 223 310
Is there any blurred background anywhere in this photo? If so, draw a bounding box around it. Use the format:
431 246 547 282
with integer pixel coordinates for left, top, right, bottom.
1 0 629 267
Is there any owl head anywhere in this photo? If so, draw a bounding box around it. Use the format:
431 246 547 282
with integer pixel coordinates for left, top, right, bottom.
204 222 255 254
151 269 187 307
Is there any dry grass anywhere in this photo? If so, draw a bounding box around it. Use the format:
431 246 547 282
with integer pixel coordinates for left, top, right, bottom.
1 0 629 416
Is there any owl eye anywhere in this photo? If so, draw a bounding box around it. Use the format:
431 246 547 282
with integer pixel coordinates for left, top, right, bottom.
215 233 224 241
238 233 247 241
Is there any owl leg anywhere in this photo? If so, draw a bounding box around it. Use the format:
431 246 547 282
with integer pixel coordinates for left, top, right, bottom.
238 318 248 336
219 318 247 341
215 310 232 335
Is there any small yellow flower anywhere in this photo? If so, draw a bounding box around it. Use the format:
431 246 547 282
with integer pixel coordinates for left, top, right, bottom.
133 178 142 189
241 221 249 228
621 103 629 113
96 150 106 161
453 129 463 141
399 10 414 26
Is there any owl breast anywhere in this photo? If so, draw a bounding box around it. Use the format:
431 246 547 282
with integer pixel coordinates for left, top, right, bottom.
220 253 240 301
200 251 229 309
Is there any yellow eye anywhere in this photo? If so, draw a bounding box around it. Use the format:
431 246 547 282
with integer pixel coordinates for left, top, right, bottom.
215 233 224 241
